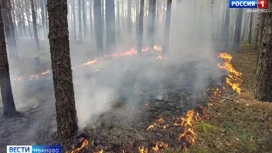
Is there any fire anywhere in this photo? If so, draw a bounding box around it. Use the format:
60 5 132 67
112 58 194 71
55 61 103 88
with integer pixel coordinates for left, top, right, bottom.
218 52 242 94
14 45 162 81
138 147 148 153
154 45 162 51
94 149 103 153
66 139 89 153
80 59 97 67
174 110 199 148
207 88 222 106
147 117 165 130
152 142 168 152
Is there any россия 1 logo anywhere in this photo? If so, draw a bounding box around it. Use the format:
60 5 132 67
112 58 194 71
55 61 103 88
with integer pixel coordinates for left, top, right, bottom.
229 0 268 9
7 145 61 153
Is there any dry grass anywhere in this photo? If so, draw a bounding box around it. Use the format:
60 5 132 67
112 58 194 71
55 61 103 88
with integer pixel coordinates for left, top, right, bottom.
190 45 272 153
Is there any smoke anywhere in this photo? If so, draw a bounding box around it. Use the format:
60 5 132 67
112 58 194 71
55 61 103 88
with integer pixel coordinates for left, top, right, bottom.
2 0 224 134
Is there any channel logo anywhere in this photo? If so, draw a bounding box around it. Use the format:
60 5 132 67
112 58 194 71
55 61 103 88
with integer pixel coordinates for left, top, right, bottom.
7 145 61 153
229 0 268 9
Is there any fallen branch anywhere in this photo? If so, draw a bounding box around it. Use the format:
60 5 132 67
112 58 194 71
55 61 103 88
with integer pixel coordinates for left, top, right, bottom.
219 93 238 103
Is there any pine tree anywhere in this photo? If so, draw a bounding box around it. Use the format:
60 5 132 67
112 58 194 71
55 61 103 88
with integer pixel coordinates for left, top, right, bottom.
253 11 272 102
0 4 17 117
147 0 156 50
94 0 103 54
137 0 144 53
30 0 40 50
163 0 172 53
232 9 243 51
47 0 78 140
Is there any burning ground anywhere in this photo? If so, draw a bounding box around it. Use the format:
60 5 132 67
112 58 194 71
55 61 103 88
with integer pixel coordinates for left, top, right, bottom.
0 44 271 153
189 46 272 153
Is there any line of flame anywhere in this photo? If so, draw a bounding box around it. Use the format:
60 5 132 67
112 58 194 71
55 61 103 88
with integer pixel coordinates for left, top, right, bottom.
14 45 162 81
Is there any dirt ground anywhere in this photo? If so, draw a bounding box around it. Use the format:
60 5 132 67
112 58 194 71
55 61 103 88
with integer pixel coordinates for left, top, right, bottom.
1 41 271 153
190 45 272 153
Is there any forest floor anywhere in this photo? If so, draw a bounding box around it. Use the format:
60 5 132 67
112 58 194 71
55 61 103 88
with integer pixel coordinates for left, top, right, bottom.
0 41 272 153
189 45 272 153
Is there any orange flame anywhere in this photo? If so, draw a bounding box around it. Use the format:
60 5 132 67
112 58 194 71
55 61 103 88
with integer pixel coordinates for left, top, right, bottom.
218 52 242 94
94 149 104 153
80 59 97 67
147 117 165 131
152 142 168 152
175 110 199 148
66 139 89 153
138 147 148 153
15 45 162 81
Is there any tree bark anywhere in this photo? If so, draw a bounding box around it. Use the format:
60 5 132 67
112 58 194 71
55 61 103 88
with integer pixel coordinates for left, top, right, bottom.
47 0 78 140
89 0 94 37
0 3 17 117
71 0 76 40
163 0 172 53
222 4 230 49
82 0 87 41
253 11 272 102
137 0 144 53
40 0 46 37
78 0 83 42
1 0 18 59
232 9 243 51
147 0 156 50
127 0 132 36
31 0 40 50
105 0 115 53
94 0 103 54
248 12 253 44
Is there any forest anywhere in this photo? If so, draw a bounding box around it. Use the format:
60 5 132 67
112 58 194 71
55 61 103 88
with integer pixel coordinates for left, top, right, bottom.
0 0 272 152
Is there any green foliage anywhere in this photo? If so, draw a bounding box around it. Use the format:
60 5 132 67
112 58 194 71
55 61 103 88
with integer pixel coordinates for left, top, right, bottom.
164 149 183 153
238 130 255 152
194 121 219 133
222 120 234 135
190 147 212 153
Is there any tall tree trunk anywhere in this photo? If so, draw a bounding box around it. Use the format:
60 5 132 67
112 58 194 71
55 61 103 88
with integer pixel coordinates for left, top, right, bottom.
253 11 272 102
210 0 214 40
0 4 17 117
241 14 250 42
11 0 17 38
25 0 33 39
78 0 83 42
137 0 144 53
116 0 120 38
258 13 265 51
222 4 230 49
105 0 116 53
89 0 94 37
31 0 40 50
135 0 139 37
127 0 132 36
82 0 87 41
248 13 253 44
163 0 172 53
18 0 26 37
94 0 103 54
40 0 46 37
71 0 76 40
2 0 18 59
44 0 48 34
232 9 243 51
47 0 78 140
147 0 156 50
7 0 16 47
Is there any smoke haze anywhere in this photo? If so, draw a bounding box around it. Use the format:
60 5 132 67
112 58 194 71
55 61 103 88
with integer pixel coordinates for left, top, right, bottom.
1 0 224 141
